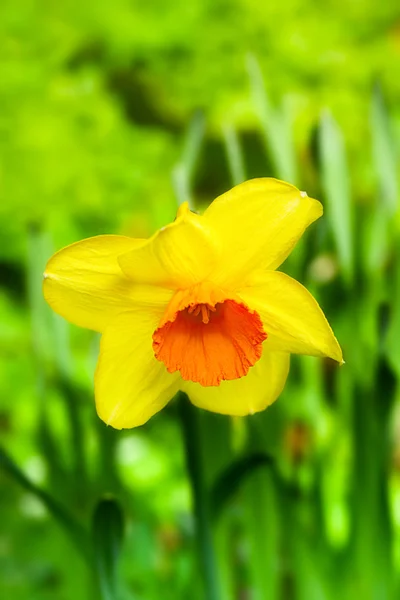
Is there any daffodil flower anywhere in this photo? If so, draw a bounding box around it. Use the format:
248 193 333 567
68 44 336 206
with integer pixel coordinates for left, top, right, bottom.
43 178 342 429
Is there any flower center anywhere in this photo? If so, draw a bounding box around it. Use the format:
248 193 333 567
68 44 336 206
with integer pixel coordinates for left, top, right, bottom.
187 302 216 323
152 297 267 386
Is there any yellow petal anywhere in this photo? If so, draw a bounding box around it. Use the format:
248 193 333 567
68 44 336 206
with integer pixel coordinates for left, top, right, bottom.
118 202 218 289
239 271 343 362
43 235 173 332
204 178 323 287
95 309 180 429
181 348 290 416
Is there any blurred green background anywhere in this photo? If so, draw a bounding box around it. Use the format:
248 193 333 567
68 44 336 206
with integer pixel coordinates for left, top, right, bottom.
1 0 400 598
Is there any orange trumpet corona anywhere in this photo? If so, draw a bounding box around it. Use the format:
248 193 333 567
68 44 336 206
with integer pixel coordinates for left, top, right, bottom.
153 299 267 386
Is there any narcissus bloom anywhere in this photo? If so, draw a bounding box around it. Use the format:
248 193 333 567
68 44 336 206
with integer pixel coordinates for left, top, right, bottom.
43 179 342 429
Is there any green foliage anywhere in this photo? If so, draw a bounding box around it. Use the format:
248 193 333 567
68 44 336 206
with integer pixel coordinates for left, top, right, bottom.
1 0 400 599
92 497 125 600
210 453 273 521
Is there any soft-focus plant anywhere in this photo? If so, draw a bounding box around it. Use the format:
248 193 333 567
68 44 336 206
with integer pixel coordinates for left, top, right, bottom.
1 1 400 599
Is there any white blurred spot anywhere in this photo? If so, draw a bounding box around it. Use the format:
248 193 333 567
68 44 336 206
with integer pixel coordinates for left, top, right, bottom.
24 455 47 485
20 494 47 519
117 435 149 466
308 254 338 284
116 434 167 487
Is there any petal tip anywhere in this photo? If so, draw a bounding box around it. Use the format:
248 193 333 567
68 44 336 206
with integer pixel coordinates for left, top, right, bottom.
176 201 190 218
308 197 324 221
95 398 124 430
330 344 344 365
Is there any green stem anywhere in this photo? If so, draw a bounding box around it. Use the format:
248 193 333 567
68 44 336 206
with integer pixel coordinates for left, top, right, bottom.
178 392 220 600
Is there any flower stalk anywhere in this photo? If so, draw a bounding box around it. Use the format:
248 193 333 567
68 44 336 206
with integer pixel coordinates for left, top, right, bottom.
178 392 221 600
